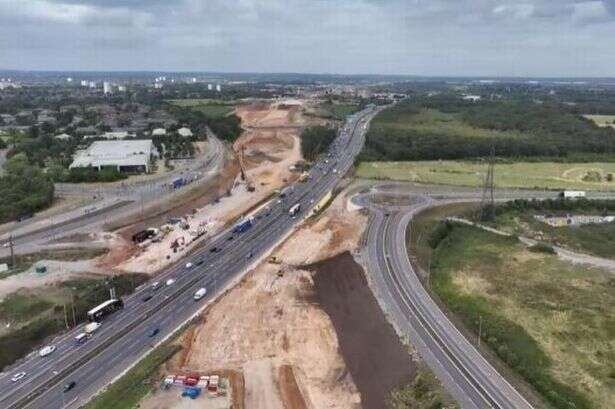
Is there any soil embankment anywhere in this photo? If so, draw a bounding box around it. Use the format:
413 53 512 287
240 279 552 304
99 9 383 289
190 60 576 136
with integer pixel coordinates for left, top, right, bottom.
308 252 416 409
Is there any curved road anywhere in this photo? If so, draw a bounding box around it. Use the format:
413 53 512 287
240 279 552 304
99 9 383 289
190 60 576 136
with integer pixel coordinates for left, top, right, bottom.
357 191 535 409
0 106 382 409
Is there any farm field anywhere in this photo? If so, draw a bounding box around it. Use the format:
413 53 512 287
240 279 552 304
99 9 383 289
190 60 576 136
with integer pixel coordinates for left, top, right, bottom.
430 224 615 409
583 114 615 128
356 160 615 190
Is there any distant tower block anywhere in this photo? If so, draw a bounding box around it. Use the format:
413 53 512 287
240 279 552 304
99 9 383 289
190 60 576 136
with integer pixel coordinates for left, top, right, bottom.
207 84 213 91
216 84 221 92
103 81 112 94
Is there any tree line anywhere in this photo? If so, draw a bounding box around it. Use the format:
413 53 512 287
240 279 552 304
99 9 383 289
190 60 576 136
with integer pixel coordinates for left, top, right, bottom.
360 97 615 162
300 126 337 161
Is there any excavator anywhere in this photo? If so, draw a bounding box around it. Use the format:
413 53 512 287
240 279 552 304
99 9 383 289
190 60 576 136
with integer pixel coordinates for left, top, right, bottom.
237 144 255 192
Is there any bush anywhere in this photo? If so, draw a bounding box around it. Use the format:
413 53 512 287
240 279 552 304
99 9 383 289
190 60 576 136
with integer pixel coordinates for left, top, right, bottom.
0 153 54 223
427 221 453 249
528 243 557 254
64 167 127 183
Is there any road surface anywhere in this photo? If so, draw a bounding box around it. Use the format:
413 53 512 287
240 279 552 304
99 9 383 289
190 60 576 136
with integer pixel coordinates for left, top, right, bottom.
357 190 535 409
0 106 383 409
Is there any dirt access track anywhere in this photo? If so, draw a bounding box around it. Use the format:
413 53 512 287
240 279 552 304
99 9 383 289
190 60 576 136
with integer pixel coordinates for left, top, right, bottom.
153 187 416 409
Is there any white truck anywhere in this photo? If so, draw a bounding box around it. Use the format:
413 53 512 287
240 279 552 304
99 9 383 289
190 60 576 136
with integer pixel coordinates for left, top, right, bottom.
84 322 101 334
560 190 586 199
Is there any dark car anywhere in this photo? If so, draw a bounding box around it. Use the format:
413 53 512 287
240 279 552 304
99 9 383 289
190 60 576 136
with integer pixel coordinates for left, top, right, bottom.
195 260 204 266
147 327 160 338
63 381 76 392
209 247 221 253
16 212 33 222
227 235 234 241
141 294 153 302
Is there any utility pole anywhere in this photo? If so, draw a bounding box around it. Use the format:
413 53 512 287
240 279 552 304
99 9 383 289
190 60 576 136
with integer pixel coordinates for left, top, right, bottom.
71 292 77 327
479 147 496 221
63 304 70 330
478 315 483 348
8 235 16 269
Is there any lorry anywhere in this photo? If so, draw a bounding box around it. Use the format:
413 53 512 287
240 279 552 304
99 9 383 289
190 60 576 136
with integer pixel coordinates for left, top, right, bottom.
559 190 586 199
84 322 101 334
74 333 90 345
289 203 301 217
233 216 255 234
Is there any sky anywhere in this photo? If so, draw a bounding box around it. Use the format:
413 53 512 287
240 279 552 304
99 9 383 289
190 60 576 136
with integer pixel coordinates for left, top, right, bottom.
1 0 615 77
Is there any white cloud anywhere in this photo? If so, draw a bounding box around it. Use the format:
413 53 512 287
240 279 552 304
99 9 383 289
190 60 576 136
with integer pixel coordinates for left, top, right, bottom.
0 0 615 76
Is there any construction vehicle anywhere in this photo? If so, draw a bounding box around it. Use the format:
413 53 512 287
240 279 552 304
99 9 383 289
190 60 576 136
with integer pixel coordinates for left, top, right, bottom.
237 144 255 192
268 256 282 264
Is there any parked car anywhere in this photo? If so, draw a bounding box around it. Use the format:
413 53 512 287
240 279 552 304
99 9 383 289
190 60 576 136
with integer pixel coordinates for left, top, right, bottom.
166 279 175 286
141 294 153 302
39 345 56 357
147 327 160 338
11 372 26 382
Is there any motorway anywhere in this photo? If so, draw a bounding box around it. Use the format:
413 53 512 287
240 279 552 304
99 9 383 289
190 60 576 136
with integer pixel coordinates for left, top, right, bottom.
0 132 224 255
0 105 383 409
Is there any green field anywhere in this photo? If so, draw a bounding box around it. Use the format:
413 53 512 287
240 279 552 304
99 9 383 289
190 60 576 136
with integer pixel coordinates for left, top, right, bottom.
375 108 526 139
311 102 359 120
357 161 615 190
167 99 233 118
429 224 615 409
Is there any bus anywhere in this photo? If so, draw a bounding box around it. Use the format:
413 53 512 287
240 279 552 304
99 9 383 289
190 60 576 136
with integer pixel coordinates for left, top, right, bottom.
289 203 301 217
87 298 124 322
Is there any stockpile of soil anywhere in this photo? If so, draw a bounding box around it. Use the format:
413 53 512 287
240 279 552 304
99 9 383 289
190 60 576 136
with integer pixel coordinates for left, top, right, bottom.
308 252 415 409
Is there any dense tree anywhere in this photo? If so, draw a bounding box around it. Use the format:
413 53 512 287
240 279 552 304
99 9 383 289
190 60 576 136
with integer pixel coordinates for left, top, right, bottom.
361 98 615 162
0 153 55 223
300 126 337 161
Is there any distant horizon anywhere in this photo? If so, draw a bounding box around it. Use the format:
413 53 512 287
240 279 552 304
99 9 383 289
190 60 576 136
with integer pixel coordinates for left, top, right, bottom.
2 68 615 82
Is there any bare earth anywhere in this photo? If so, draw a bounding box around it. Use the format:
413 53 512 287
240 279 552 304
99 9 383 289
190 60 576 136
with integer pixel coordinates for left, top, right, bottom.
117 101 310 275
156 189 368 409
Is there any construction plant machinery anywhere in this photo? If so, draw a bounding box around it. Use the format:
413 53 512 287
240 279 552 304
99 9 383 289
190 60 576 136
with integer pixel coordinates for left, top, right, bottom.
237 144 255 192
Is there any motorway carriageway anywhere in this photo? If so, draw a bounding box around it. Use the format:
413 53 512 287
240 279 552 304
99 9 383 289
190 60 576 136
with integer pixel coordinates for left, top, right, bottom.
0 106 381 409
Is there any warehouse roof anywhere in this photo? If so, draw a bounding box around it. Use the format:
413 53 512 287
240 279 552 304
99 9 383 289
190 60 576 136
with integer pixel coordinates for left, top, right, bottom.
70 140 158 169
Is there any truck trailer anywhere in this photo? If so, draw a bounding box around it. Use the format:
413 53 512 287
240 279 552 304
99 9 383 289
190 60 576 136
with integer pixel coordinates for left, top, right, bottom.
233 216 255 233
559 190 586 199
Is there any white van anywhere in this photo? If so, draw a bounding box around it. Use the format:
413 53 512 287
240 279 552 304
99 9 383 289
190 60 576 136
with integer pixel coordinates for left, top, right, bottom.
193 288 207 300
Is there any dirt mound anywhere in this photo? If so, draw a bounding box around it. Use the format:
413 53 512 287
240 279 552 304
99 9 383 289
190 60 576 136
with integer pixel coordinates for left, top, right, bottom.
307 252 416 409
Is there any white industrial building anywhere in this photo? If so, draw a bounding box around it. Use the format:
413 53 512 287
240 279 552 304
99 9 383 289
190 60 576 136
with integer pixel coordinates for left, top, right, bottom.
177 127 193 137
54 133 71 140
70 140 159 173
152 128 166 136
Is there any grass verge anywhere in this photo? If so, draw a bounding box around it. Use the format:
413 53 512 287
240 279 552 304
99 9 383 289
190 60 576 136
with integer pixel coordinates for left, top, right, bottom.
83 344 181 409
386 364 459 409
0 273 148 371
